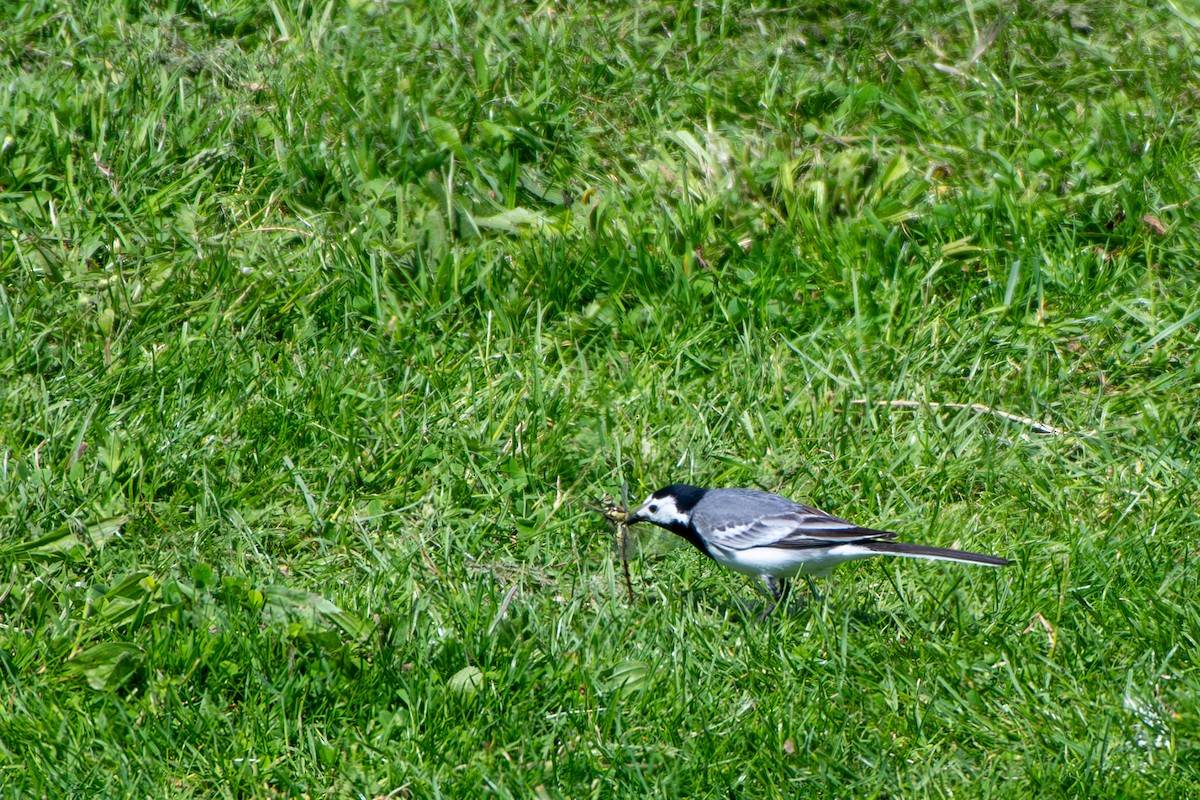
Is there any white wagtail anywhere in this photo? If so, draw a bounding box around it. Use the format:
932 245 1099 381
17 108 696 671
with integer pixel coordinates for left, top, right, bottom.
625 484 1009 613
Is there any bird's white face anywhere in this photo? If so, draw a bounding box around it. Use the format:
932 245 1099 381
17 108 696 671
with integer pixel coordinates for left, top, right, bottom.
630 492 690 528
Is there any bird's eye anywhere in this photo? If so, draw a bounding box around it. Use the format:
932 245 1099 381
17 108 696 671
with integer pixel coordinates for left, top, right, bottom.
648 504 659 514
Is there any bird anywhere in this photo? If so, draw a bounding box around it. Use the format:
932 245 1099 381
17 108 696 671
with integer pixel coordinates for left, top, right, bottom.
625 484 1009 615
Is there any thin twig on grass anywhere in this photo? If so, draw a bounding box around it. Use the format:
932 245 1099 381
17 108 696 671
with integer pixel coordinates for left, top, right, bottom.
850 398 1095 437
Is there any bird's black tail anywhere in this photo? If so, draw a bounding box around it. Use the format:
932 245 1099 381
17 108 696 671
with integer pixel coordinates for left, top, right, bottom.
862 540 1009 567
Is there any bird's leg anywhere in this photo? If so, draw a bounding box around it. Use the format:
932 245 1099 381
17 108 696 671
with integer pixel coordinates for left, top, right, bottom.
756 575 787 621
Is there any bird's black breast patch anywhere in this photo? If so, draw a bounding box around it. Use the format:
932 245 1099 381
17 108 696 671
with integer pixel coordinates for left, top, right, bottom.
660 519 714 560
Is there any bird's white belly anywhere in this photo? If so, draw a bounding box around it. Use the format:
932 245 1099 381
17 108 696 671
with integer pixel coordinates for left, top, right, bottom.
710 544 877 578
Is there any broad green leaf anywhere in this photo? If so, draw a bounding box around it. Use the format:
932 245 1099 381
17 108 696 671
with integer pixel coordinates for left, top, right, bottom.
68 643 143 691
426 117 462 153
448 665 484 696
473 208 549 233
264 585 372 640
940 236 980 258
609 660 650 693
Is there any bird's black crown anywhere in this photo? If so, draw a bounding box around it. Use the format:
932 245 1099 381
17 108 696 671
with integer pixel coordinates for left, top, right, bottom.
652 483 708 513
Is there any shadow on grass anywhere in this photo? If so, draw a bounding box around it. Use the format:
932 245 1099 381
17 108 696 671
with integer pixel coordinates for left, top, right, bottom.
646 584 907 631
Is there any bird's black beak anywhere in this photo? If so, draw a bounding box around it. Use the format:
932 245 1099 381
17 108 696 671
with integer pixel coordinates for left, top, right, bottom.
624 503 648 524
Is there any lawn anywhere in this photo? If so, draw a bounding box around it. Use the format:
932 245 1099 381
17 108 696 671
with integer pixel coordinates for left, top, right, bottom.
2 0 1199 796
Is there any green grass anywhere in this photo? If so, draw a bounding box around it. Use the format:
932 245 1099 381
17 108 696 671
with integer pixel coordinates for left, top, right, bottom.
2 0 1200 796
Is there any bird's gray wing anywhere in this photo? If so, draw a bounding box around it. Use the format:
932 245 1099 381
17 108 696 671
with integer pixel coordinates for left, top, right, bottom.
706 508 898 551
